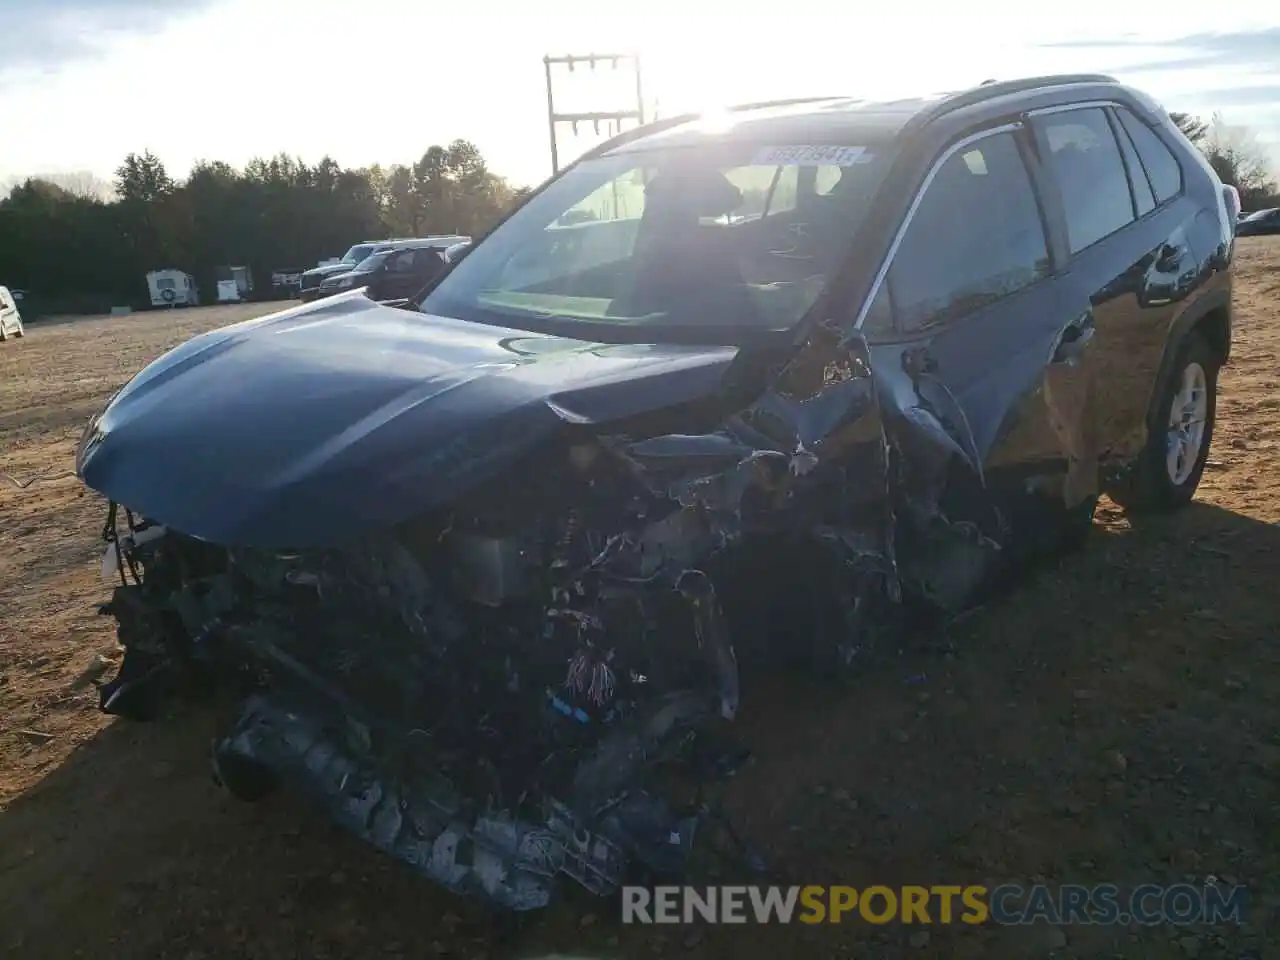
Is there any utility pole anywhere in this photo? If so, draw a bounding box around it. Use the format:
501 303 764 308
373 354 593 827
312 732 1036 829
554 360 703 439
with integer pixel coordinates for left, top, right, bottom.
543 53 646 176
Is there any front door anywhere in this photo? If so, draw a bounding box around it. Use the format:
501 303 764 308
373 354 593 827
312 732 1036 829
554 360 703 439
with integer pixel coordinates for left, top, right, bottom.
859 123 1101 569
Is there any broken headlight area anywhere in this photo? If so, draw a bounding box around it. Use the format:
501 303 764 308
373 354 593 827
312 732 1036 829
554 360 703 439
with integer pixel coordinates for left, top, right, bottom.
92 443 810 910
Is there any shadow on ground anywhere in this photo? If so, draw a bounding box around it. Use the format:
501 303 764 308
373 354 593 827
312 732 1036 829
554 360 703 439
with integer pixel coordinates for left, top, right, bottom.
1 501 1277 959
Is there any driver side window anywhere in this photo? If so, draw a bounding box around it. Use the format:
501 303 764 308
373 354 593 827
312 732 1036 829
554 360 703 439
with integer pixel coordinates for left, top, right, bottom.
883 130 1050 333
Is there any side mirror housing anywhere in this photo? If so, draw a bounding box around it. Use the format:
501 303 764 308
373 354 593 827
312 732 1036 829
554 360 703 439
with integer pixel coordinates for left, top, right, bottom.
444 241 473 265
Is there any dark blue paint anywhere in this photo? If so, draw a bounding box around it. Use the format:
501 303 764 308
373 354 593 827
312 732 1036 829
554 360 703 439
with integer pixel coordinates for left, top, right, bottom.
78 291 737 547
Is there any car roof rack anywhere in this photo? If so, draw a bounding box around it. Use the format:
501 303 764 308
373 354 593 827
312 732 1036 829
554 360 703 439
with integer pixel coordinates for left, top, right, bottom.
724 96 850 112
579 97 850 163
582 76 1119 165
905 73 1120 131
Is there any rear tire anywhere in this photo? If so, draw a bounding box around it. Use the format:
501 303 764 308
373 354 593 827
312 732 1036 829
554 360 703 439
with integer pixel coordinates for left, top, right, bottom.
1110 331 1218 513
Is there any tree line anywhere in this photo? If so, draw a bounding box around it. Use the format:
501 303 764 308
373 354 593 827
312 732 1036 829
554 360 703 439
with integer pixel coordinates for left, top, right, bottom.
0 141 532 315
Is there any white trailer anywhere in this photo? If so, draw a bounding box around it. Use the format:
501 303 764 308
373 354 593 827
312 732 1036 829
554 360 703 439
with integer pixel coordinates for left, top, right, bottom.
215 266 253 302
0 285 24 340
146 269 199 308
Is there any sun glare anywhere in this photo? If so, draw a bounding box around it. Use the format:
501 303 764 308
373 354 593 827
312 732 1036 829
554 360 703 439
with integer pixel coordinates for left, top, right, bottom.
694 105 738 133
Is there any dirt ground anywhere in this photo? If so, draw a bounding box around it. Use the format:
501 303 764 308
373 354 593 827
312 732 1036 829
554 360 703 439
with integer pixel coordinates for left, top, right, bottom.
2 244 1279 960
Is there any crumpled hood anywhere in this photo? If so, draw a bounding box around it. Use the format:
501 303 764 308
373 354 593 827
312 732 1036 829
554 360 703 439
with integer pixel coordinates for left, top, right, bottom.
78 292 738 547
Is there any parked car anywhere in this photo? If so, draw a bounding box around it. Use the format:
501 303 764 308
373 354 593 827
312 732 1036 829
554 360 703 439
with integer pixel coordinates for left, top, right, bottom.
297 241 395 301
0 285 24 340
269 268 306 298
317 235 470 300
1236 206 1280 236
76 74 1234 914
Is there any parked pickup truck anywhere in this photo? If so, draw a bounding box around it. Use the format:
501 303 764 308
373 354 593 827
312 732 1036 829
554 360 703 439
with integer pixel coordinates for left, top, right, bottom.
298 242 398 301
316 236 470 301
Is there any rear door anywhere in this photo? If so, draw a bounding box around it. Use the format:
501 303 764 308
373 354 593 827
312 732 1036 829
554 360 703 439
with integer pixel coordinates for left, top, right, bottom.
858 122 1101 552
1027 104 1201 467
410 248 448 293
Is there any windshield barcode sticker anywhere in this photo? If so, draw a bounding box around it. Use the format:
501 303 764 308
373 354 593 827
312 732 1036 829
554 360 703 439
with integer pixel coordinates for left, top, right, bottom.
751 145 872 166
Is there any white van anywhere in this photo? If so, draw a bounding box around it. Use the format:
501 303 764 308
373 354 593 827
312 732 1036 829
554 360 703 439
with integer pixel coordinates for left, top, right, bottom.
0 285 24 341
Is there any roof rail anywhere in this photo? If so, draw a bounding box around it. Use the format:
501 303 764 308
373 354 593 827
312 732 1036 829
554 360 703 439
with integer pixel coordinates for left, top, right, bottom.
724 96 849 113
578 97 850 163
584 78 1122 164
906 73 1119 132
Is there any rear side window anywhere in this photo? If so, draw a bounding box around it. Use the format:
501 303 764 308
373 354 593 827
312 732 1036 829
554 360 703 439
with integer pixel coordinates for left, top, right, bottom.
886 130 1050 332
1111 110 1156 217
1115 108 1183 203
1038 108 1137 253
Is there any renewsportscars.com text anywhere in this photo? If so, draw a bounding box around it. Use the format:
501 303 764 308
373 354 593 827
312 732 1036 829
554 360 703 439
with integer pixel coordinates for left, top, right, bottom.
621 884 1248 926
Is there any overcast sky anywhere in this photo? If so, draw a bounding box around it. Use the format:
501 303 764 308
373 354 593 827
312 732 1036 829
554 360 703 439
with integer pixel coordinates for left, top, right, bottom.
3 0 1278 190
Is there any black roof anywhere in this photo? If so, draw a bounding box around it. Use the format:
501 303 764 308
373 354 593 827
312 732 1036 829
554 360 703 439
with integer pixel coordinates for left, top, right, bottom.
601 74 1128 157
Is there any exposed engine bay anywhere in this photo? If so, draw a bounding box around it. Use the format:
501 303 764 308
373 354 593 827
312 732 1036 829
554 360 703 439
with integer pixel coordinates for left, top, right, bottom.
92 336 901 909
93 435 876 908
97 446 751 910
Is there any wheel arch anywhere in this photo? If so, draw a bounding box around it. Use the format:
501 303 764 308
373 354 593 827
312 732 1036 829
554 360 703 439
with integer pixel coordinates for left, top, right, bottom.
1147 286 1230 434
1193 303 1231 368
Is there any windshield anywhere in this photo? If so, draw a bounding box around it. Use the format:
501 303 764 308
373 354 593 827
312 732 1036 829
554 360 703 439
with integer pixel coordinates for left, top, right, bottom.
1242 208 1277 222
420 142 893 338
341 243 379 263
352 250 392 272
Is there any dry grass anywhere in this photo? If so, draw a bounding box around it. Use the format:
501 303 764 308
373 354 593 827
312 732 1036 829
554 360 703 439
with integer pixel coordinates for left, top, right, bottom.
2 247 1279 958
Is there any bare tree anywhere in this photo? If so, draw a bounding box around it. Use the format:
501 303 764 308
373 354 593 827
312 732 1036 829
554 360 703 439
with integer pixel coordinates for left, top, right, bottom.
2 170 113 201
1169 112 1209 146
49 171 114 201
1203 113 1277 208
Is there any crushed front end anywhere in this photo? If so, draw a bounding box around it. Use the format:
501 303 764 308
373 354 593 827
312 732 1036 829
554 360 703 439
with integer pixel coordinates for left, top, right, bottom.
92 428 793 911
84 314 1008 912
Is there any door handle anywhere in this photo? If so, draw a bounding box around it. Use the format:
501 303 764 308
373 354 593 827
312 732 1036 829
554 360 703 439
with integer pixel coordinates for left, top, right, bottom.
1156 243 1185 272
1052 314 1095 366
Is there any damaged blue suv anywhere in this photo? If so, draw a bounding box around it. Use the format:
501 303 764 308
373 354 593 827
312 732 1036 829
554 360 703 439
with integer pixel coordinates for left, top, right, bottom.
76 74 1235 912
